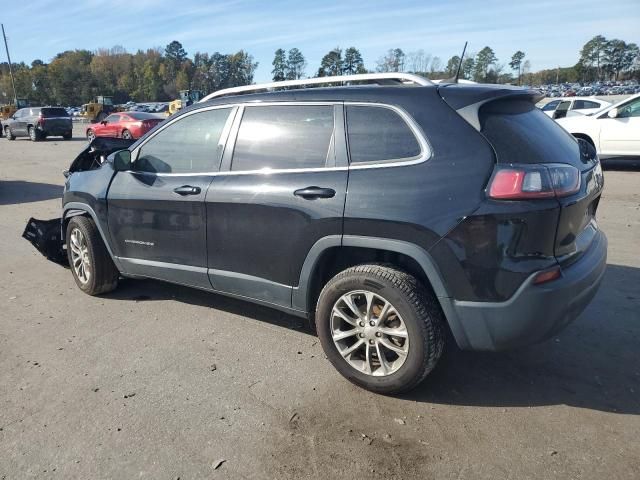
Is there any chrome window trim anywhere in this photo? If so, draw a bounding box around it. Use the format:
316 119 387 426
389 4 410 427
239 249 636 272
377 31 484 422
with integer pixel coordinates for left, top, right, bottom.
126 101 431 177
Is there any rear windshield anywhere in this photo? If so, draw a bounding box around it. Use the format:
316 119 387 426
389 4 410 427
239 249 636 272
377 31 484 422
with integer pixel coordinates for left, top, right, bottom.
480 99 579 166
41 107 70 117
128 112 162 120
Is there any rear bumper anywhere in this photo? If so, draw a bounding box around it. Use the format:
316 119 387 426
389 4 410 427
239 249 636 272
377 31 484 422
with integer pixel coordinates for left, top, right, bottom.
451 229 607 351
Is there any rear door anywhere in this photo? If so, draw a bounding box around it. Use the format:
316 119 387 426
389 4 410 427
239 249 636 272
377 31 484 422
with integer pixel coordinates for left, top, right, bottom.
206 103 348 309
598 96 640 156
107 106 237 289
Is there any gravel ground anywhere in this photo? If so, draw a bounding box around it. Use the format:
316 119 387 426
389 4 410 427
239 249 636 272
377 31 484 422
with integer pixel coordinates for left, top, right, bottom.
1 128 639 479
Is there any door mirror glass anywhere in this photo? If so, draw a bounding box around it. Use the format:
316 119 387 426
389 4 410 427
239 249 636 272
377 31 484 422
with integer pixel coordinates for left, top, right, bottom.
607 108 619 119
112 149 132 171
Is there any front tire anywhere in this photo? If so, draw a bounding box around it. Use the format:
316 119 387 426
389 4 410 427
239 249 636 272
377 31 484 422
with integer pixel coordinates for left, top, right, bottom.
66 216 119 295
5 126 15 140
316 265 444 394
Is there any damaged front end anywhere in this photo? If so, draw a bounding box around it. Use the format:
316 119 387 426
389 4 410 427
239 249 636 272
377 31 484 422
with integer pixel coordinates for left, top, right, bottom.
23 137 136 266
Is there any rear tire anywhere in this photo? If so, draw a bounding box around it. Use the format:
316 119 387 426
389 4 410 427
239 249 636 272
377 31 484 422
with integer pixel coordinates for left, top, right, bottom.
316 264 444 394
86 129 95 142
28 126 41 142
63 132 72 140
66 216 119 296
121 129 132 140
5 126 15 140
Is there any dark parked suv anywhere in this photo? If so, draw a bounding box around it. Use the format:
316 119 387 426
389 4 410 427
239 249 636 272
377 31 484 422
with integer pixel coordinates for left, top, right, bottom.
29 74 607 394
4 106 73 141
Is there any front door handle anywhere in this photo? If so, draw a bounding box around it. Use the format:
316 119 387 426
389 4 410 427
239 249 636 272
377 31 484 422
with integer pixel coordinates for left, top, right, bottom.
294 186 336 199
173 185 201 196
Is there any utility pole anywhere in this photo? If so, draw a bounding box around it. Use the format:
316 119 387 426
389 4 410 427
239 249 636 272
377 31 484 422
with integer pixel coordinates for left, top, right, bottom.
1 23 18 105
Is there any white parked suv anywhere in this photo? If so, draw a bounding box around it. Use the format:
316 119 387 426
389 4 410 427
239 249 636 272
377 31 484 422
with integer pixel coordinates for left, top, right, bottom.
541 97 611 119
556 93 640 158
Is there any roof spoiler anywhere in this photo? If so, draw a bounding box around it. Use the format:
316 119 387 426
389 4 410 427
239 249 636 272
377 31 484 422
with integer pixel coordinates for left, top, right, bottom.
438 84 544 131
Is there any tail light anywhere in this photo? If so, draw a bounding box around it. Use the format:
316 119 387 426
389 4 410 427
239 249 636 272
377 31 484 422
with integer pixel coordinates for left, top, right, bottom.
487 163 580 200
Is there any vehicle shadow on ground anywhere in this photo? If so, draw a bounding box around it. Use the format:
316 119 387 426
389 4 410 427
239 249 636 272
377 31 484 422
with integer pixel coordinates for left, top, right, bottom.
104 264 639 414
106 278 314 335
0 180 63 205
8 137 86 143
406 264 640 415
601 158 640 171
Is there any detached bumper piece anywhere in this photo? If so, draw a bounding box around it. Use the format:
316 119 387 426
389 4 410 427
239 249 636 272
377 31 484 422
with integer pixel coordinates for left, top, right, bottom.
22 217 68 266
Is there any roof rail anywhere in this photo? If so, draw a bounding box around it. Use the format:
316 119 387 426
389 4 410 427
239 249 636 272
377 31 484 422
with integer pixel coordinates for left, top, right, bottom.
200 73 433 102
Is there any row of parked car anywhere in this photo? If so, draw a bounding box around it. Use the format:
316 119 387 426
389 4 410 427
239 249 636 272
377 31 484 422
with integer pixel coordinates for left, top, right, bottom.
541 82 640 98
1 106 165 141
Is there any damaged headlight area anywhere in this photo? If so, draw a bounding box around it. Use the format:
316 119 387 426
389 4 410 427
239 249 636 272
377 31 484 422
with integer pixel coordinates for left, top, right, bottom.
23 218 68 266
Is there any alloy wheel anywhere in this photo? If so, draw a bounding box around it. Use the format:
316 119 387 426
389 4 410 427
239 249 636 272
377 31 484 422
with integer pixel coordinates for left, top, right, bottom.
69 228 91 284
331 290 409 376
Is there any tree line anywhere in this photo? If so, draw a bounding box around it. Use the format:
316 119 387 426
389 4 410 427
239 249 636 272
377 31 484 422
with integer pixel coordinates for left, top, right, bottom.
0 41 257 106
1 35 638 106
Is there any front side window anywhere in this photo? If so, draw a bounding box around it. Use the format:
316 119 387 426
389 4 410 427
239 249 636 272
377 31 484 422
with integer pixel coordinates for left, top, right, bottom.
617 97 640 118
105 114 120 123
346 105 421 163
135 107 232 174
231 105 334 171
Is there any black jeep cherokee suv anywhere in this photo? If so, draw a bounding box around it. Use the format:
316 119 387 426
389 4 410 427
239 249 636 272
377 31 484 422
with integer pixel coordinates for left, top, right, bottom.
51 74 607 394
4 106 73 141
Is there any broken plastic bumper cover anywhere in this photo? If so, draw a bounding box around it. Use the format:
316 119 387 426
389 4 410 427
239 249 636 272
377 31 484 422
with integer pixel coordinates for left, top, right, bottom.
22 217 68 266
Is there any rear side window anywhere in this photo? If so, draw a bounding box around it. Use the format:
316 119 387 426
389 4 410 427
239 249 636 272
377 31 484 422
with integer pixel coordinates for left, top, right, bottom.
231 105 334 171
542 100 560 111
346 105 421 163
41 107 69 117
135 107 232 174
480 99 579 165
573 100 600 110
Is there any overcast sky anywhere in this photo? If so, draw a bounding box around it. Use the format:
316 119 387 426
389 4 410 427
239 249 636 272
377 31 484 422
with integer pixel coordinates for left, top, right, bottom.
2 0 639 81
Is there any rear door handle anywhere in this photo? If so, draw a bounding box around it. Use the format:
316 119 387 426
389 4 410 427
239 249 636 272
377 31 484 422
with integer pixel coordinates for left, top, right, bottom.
294 186 336 199
173 185 201 196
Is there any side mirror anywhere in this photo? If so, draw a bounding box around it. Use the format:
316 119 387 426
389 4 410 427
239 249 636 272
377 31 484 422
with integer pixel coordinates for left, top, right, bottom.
607 108 619 119
111 149 132 172
101 120 107 125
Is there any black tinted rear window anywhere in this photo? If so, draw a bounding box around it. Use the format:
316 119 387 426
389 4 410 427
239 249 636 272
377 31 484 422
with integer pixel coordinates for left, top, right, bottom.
480 100 580 166
346 106 421 163
41 107 69 117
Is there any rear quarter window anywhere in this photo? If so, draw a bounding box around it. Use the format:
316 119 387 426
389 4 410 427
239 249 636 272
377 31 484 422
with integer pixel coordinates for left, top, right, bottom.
346 105 421 164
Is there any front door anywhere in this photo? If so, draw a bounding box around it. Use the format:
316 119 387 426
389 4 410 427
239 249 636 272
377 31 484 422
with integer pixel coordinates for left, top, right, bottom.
599 96 640 157
206 103 348 310
107 106 237 289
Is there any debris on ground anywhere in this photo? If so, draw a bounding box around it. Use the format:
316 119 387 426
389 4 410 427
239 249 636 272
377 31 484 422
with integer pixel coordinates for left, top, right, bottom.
212 459 226 470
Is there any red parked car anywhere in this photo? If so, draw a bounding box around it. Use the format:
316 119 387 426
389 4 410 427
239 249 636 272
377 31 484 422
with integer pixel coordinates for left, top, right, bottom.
86 112 164 141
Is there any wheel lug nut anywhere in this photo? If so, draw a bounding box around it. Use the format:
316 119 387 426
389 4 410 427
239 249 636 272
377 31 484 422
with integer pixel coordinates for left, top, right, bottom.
359 333 364 338
369 321 375 327
359 322 365 327
375 332 381 337
368 339 375 345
